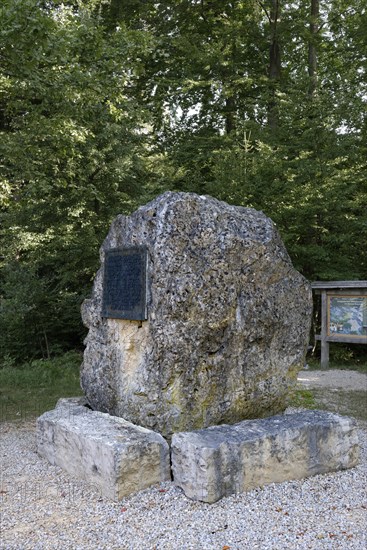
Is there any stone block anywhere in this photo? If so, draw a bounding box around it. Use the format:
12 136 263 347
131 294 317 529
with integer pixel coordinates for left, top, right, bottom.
37 399 171 501
171 410 359 503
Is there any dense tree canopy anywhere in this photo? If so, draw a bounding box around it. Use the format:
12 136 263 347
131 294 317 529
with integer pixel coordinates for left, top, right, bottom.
1 0 366 361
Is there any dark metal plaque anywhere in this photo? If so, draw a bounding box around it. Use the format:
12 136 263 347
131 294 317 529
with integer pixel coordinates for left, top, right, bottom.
102 247 147 320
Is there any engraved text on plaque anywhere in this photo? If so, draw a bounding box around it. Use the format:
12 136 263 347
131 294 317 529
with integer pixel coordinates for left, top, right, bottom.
102 247 147 320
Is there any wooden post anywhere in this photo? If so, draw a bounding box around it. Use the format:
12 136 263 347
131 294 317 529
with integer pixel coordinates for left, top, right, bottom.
320 290 329 368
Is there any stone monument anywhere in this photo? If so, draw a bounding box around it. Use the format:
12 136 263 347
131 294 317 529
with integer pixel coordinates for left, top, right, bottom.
37 192 359 503
81 192 312 438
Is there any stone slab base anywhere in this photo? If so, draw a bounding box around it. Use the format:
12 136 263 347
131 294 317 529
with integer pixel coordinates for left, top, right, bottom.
37 398 171 501
171 410 359 503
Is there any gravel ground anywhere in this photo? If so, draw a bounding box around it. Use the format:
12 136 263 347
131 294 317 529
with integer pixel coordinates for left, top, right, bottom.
1 408 366 549
298 369 367 391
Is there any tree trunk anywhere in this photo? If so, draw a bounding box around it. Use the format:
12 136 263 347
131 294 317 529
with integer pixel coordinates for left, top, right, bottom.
224 3 237 135
225 96 236 134
268 0 281 129
308 0 319 97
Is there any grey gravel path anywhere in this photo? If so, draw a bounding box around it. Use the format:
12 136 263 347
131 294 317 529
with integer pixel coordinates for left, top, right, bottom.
1 411 366 550
298 369 367 391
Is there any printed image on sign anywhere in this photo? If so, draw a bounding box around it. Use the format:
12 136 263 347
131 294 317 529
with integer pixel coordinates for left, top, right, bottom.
328 295 367 338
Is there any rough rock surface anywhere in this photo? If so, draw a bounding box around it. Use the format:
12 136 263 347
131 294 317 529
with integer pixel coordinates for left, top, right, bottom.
37 399 171 501
171 410 360 503
81 192 312 438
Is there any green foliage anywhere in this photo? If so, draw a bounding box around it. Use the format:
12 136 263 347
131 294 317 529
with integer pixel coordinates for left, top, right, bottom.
308 348 367 373
0 351 83 422
131 0 367 282
0 0 155 360
0 0 366 363
288 388 317 410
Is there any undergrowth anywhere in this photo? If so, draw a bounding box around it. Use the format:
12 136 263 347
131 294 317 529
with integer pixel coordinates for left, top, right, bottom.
0 351 83 422
288 387 317 409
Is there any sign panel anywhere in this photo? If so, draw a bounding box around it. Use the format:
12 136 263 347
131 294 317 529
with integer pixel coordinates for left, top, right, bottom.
102 247 147 320
327 295 367 339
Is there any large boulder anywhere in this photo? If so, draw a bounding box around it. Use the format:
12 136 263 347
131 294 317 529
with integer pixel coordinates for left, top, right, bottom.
81 192 312 439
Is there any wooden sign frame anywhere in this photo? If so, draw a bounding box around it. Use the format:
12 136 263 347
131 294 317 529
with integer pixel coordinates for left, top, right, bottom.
312 281 367 368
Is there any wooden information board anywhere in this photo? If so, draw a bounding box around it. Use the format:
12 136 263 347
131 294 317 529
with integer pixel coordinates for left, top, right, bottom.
312 281 367 367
